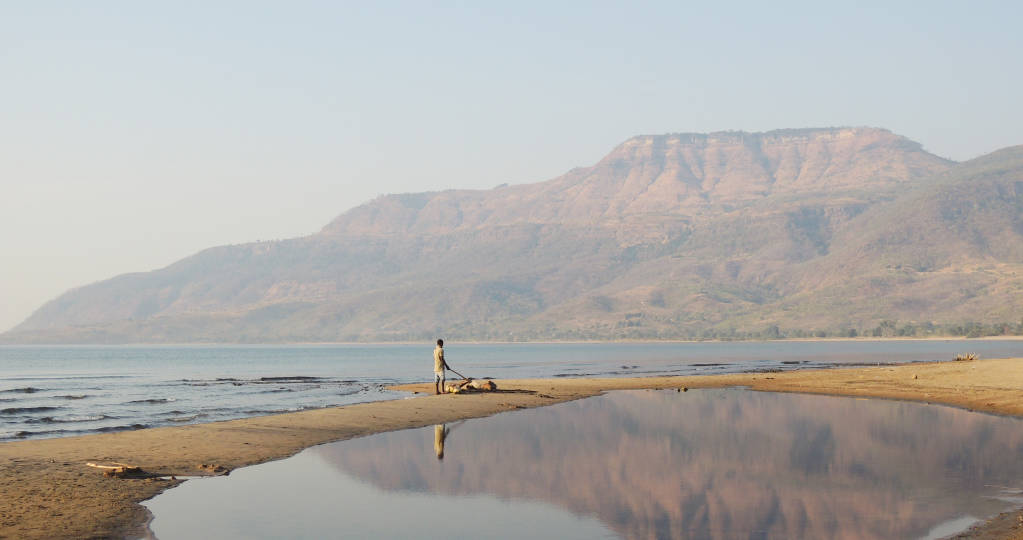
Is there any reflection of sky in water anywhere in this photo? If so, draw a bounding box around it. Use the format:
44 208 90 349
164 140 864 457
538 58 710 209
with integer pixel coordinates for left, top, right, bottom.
146 389 1023 539
144 454 614 539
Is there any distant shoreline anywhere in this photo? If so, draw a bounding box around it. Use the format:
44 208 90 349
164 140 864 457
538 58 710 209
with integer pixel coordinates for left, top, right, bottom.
2 335 1022 347
2 357 1022 539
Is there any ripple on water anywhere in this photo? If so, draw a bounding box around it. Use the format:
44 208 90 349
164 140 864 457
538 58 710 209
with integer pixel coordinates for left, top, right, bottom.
1 406 64 415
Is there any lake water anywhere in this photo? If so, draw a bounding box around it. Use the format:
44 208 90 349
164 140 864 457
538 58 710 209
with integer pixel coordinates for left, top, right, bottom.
144 389 1023 540
2 340 1022 441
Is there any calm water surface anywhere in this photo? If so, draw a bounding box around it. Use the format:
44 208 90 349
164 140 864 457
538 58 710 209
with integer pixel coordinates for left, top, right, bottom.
2 340 1022 440
145 389 1023 540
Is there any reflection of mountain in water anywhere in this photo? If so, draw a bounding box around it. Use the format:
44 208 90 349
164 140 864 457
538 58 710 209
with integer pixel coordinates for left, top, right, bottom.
312 390 1023 540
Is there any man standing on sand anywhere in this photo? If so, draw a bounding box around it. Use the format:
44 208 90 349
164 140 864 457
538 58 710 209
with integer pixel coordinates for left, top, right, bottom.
434 339 450 394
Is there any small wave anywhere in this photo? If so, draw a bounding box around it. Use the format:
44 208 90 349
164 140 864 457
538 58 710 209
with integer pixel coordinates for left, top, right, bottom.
27 415 113 424
0 398 16 403
1 387 43 394
5 375 131 381
128 398 176 404
58 394 90 400
180 376 325 385
6 422 147 439
179 378 243 387
97 423 148 432
10 429 68 439
168 413 208 422
242 406 311 415
160 408 230 417
2 406 63 415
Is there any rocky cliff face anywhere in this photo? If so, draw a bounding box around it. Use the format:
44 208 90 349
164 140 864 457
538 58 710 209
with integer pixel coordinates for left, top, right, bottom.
320 128 951 236
6 128 1022 343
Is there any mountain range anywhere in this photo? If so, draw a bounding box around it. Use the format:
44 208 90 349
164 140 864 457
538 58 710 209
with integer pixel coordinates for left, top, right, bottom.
5 127 1023 343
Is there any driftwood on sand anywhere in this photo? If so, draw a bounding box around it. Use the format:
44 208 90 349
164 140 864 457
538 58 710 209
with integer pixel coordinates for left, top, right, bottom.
86 462 145 478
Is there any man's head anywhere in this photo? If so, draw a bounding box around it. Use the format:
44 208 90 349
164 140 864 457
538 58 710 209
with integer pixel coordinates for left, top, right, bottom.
437 339 444 347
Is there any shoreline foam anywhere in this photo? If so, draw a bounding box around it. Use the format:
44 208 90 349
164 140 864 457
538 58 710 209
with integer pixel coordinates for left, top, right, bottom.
1 357 1021 539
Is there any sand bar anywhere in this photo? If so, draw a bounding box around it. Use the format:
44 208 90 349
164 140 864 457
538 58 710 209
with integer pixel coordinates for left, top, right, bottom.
2 357 1023 539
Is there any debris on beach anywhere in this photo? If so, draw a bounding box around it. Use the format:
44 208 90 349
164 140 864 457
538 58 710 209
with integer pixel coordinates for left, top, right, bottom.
445 379 498 394
86 462 146 478
954 353 978 362
197 463 230 475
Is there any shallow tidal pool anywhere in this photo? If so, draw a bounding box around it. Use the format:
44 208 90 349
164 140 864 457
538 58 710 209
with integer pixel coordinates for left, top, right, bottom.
144 389 1023 539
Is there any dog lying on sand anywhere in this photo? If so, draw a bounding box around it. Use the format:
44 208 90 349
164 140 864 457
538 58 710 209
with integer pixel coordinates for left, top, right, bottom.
445 379 498 393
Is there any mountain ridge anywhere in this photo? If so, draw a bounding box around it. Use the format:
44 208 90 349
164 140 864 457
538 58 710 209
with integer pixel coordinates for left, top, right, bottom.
319 127 951 237
6 127 1022 344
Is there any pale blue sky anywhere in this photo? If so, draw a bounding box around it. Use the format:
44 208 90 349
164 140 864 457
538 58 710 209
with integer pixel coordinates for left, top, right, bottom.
1 1 1021 331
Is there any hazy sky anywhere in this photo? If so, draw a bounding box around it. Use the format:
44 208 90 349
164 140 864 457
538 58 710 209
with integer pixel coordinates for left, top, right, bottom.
1 1 1021 332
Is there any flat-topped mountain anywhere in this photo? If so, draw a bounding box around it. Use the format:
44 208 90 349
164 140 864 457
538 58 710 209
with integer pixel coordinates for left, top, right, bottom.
5 128 1022 343
322 127 949 236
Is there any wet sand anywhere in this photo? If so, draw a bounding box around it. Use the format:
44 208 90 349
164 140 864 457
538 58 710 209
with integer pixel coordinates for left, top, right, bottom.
2 357 1023 539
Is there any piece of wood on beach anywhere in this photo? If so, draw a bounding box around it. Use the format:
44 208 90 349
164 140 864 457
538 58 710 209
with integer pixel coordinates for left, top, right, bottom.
86 462 145 477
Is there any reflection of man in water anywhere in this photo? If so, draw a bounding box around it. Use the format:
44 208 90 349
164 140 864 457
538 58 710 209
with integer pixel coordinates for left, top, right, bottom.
434 424 448 460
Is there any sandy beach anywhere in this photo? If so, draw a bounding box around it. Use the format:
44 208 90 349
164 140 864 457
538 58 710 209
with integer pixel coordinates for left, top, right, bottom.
2 357 1023 539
